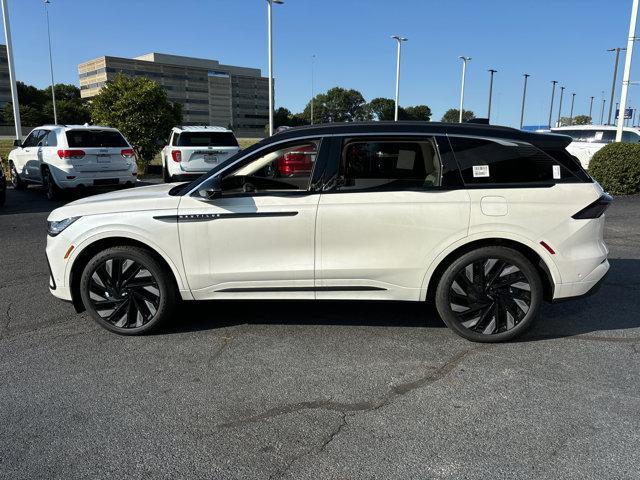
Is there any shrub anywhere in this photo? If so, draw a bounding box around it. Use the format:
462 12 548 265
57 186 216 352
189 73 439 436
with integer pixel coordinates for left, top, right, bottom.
588 142 640 195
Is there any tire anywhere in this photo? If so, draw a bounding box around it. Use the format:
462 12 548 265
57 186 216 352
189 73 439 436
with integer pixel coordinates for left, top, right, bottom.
79 246 177 335
0 182 5 206
9 161 26 190
435 246 542 343
42 167 61 200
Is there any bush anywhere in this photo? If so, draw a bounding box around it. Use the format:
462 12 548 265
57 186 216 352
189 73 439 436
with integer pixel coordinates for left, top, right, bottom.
588 142 640 195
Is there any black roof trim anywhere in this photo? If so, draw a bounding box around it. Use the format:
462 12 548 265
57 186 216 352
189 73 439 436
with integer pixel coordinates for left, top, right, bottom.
270 121 572 149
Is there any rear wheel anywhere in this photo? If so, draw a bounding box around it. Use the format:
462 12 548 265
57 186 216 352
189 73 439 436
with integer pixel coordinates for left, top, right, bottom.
79 246 177 335
9 161 26 190
42 167 61 200
435 246 542 342
163 162 173 183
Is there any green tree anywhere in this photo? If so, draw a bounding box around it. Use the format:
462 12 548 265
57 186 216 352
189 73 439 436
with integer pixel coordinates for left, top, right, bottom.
301 87 371 123
571 115 592 126
441 108 475 123
368 97 398 121
90 75 182 169
404 105 432 121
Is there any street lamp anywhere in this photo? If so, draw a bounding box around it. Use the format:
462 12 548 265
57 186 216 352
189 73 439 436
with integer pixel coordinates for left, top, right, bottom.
487 69 497 122
600 97 606 124
616 0 639 142
0 0 22 141
556 86 565 127
266 0 283 136
44 0 57 124
391 35 407 121
589 96 594 122
519 73 530 129
310 54 315 125
458 56 471 123
548 80 558 129
607 47 626 125
569 92 576 125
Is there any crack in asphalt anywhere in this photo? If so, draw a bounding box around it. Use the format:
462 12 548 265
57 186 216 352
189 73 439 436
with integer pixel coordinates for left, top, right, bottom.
219 345 488 430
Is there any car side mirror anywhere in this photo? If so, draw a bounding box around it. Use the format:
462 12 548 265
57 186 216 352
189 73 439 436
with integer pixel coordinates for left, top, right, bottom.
13 139 21 148
198 176 223 200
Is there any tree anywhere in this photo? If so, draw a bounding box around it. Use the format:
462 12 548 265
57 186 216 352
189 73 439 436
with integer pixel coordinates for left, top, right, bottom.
441 108 475 123
90 75 182 169
404 105 432 122
368 97 397 121
301 87 371 123
572 115 591 125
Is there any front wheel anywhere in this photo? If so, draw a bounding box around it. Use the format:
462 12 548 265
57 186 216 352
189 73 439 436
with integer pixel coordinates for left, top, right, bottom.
79 246 177 335
9 161 26 190
435 246 542 343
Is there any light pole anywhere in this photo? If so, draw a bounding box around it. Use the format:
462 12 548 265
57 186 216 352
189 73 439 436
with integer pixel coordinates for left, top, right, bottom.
44 0 57 124
519 73 529 129
616 0 639 142
458 56 471 123
600 98 606 124
556 86 565 127
391 35 407 121
487 69 497 122
607 47 626 125
548 80 558 128
569 92 576 125
310 54 315 125
266 0 283 136
0 0 21 141
589 96 594 121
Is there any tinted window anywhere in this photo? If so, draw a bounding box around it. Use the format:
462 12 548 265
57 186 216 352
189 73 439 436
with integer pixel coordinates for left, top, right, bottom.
450 137 575 185
22 131 40 148
622 131 640 143
555 129 616 144
66 130 128 148
338 139 441 191
176 132 239 147
541 148 591 182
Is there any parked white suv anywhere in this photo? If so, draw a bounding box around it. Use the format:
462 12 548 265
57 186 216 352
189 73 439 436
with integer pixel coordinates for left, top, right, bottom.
551 124 640 169
161 126 240 182
9 125 138 200
46 122 610 342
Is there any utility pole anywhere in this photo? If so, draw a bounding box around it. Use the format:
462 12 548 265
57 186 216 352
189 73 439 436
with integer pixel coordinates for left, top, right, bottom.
310 54 315 125
617 0 638 142
569 92 576 125
266 0 284 136
519 73 530 129
487 69 497 122
607 47 626 125
0 0 21 141
548 81 558 129
391 35 408 121
44 0 57 124
589 96 594 121
600 98 606 124
458 56 471 123
556 86 565 127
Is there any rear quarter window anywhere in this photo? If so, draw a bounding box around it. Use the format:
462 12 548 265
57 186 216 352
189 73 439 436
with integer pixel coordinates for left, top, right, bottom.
449 136 580 185
66 130 129 148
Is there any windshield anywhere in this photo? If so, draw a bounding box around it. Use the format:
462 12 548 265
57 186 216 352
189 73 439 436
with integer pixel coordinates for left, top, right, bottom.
66 130 129 148
175 132 239 147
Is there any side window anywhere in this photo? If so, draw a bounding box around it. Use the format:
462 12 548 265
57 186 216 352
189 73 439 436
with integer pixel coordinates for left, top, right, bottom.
170 132 177 146
22 130 42 148
43 130 57 147
338 138 441 191
449 137 576 185
622 131 640 143
34 130 48 146
222 140 319 193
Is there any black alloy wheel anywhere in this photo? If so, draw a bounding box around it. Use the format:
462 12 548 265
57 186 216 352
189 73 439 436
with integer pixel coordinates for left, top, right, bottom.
435 247 542 342
80 247 176 334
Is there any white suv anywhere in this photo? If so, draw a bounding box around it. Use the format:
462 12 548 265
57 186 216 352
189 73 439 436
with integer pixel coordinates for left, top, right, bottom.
161 126 240 182
9 125 138 200
46 122 610 342
551 124 640 169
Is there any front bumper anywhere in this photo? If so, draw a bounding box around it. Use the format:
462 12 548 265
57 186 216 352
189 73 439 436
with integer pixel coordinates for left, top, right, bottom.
552 258 610 301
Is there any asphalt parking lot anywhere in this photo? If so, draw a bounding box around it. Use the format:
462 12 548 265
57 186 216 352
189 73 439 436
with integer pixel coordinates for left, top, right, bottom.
1 183 639 480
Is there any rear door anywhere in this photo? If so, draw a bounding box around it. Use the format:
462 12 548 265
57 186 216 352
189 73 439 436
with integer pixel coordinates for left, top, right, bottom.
315 135 471 300
64 129 132 174
174 131 240 172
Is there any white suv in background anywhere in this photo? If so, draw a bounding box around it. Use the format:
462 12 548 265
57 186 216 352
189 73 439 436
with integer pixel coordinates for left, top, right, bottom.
9 125 138 200
161 126 240 182
551 124 640 169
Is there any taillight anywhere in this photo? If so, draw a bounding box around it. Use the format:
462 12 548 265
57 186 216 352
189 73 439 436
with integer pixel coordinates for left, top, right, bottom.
572 193 613 219
171 150 182 163
57 149 85 159
121 148 135 158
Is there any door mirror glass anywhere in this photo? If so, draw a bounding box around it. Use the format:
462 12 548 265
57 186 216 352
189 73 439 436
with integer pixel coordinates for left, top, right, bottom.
198 176 222 200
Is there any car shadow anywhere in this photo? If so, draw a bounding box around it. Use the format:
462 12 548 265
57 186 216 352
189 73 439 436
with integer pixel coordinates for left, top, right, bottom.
159 258 640 341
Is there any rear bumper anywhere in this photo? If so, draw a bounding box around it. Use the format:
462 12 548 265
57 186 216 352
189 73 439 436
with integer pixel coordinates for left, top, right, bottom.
50 163 137 189
552 259 609 301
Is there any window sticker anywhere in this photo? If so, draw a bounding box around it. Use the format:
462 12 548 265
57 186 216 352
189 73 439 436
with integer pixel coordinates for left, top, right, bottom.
472 165 490 178
594 131 604 141
396 150 416 170
552 165 561 180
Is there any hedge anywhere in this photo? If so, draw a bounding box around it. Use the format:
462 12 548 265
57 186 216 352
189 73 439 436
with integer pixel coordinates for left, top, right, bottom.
588 142 640 195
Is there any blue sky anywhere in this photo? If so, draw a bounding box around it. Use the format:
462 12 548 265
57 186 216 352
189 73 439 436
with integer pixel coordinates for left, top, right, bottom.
4 0 639 127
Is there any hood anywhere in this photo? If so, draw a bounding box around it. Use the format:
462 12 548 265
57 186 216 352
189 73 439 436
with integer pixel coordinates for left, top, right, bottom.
48 183 181 221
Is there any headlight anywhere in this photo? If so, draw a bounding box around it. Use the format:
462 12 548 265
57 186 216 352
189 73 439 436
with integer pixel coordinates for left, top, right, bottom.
47 217 81 237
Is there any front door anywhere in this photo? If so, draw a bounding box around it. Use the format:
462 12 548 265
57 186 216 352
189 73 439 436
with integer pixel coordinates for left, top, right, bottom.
177 137 326 299
315 135 471 301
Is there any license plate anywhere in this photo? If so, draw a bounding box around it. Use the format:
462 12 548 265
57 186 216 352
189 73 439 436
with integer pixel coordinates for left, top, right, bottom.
204 154 218 164
97 154 111 163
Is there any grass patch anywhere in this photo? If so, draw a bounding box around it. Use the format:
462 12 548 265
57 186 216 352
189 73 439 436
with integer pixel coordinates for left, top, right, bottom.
1 139 14 177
